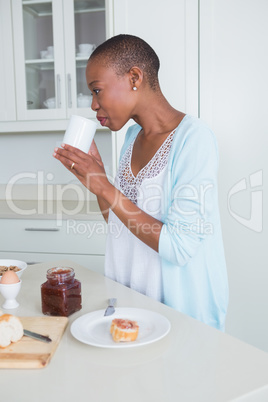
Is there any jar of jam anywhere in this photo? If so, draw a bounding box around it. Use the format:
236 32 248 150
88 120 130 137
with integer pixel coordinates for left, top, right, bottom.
41 267 81 317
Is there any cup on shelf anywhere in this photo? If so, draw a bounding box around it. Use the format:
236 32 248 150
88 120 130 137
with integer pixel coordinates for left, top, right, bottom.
77 93 91 108
78 43 96 56
43 97 56 109
46 46 54 58
63 115 97 153
40 50 48 59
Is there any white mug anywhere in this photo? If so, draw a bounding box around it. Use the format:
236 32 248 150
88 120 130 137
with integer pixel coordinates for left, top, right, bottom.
63 115 97 153
77 93 91 108
78 43 96 55
40 50 48 59
43 97 56 109
47 46 54 57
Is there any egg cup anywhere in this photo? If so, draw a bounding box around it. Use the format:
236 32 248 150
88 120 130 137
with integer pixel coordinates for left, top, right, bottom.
0 280 22 309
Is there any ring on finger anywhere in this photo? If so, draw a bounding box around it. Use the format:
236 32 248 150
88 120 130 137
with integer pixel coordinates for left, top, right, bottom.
71 162 75 170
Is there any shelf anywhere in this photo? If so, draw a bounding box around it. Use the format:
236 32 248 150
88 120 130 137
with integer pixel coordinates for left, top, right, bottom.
74 0 105 13
25 58 54 63
24 58 89 70
25 59 54 70
22 0 105 17
76 57 89 68
23 1 52 17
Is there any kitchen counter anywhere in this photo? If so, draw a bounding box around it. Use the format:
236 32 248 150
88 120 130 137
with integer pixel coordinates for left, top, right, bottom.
1 260 268 402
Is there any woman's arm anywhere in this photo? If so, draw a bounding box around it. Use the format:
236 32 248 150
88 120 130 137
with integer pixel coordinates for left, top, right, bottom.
87 140 110 222
96 195 110 222
158 125 219 266
53 143 163 251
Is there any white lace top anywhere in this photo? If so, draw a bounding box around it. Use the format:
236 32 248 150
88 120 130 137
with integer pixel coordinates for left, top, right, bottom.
104 129 175 301
118 129 175 205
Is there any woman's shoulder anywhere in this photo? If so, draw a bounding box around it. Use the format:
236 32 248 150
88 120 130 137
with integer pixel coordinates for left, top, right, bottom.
176 114 215 137
173 114 218 152
168 115 219 177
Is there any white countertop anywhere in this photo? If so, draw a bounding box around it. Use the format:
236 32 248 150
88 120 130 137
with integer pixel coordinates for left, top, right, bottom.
1 260 268 402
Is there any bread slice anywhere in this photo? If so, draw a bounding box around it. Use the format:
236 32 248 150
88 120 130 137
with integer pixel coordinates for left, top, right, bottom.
0 314 24 348
110 318 139 342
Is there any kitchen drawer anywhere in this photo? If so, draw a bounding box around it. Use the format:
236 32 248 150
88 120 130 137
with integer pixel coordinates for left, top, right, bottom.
0 219 106 255
0 251 105 275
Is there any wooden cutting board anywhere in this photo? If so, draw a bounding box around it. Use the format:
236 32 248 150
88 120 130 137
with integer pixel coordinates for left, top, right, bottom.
0 316 68 369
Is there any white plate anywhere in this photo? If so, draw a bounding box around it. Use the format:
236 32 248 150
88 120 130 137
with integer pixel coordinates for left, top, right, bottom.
71 308 171 348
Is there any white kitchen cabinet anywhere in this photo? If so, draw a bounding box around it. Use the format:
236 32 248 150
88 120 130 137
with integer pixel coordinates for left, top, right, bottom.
11 0 112 122
0 218 106 274
0 0 16 121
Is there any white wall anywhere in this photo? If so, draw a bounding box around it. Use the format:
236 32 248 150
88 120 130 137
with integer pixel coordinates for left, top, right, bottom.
200 0 268 351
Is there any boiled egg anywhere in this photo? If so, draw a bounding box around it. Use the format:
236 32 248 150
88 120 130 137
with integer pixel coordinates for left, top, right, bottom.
0 271 20 284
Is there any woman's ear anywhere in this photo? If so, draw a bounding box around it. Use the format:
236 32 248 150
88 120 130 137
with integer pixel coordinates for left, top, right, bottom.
129 66 143 90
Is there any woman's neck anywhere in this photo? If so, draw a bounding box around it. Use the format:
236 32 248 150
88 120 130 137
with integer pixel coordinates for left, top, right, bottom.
132 91 185 137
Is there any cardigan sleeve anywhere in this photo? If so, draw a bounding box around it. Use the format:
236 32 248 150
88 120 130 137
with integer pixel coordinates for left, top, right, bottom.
119 124 141 162
159 122 220 267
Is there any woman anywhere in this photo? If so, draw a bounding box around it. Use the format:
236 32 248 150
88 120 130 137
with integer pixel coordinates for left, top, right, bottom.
53 34 228 331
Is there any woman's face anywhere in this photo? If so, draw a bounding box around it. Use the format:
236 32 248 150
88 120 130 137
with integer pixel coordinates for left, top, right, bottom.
86 59 136 131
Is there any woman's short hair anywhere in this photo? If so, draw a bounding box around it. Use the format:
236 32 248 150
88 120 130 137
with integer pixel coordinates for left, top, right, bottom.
89 34 160 91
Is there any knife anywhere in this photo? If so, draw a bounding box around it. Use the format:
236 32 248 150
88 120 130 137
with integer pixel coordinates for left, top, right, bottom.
24 329 52 343
104 298 117 316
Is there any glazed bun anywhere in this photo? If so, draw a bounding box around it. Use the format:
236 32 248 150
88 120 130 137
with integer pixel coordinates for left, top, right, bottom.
110 318 139 342
0 314 24 348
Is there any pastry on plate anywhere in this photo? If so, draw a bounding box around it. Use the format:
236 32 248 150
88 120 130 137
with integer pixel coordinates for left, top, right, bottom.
110 318 139 342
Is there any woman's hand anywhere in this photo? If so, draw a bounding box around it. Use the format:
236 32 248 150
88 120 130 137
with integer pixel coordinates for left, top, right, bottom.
88 139 102 164
53 142 163 251
53 143 111 197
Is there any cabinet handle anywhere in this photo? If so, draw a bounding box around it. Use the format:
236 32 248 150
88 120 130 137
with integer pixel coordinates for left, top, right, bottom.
57 74 61 108
25 228 60 232
67 74 72 108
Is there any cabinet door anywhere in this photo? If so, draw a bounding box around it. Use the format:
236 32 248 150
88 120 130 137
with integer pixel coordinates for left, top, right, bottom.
0 0 16 121
63 0 108 119
0 219 106 255
12 0 67 120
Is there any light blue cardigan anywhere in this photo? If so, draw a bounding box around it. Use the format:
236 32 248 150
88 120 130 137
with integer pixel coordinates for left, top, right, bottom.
119 115 229 331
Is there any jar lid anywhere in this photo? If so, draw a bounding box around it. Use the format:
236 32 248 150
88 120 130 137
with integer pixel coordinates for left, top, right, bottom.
48 267 74 274
47 267 75 283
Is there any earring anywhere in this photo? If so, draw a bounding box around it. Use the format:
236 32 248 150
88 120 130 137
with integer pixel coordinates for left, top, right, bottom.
133 86 137 91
